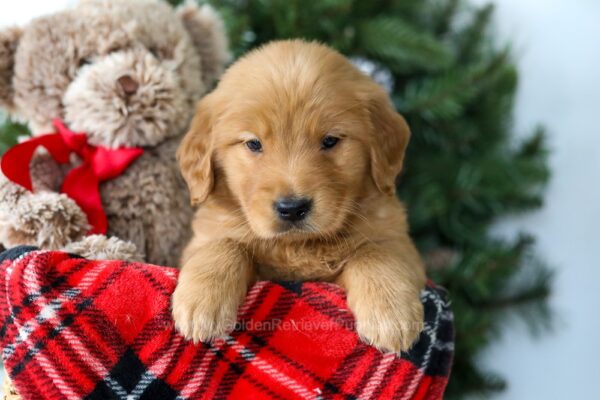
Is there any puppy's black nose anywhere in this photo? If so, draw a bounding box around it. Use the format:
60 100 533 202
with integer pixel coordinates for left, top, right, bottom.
274 197 312 222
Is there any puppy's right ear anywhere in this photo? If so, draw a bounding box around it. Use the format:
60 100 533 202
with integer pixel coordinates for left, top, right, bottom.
178 94 217 205
0 27 22 111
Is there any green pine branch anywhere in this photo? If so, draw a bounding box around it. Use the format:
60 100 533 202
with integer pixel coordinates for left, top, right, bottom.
0 115 28 155
358 16 453 72
459 3 495 61
397 50 509 121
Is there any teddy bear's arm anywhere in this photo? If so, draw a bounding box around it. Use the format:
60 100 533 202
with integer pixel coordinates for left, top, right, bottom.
63 234 143 262
0 165 89 249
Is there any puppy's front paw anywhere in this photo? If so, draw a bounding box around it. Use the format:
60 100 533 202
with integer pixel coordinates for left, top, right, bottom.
171 280 240 344
352 291 424 353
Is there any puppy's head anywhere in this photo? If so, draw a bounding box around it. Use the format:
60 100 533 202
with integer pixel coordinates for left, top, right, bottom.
179 40 410 239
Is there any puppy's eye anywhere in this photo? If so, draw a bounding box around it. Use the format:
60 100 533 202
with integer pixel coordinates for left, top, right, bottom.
321 135 340 150
245 139 263 153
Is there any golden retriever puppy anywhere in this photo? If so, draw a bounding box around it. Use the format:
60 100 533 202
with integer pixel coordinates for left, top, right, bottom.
172 40 426 352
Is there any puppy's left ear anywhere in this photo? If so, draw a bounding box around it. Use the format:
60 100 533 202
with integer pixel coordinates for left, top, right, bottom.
177 1 230 88
364 84 411 196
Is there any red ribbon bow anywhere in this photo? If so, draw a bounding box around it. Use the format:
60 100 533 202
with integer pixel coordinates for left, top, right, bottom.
0 120 144 235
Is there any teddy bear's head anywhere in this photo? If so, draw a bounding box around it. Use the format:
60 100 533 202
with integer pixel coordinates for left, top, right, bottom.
0 0 228 148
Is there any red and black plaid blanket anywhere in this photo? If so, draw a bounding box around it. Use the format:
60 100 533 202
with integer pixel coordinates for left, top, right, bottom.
0 246 453 399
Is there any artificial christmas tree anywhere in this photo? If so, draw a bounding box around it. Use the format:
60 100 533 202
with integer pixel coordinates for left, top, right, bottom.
0 0 552 398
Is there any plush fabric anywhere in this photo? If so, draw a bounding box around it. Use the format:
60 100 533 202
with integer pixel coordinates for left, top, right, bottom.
0 247 453 400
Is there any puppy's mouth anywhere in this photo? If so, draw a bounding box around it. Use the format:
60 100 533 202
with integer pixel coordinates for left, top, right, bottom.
275 220 315 236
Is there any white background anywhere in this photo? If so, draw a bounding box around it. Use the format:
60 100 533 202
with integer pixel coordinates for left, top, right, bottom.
1 0 599 398
472 0 600 398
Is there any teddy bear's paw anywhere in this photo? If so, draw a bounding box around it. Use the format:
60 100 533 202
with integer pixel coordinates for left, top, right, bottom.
172 280 240 344
63 235 144 262
352 289 424 354
3 192 89 249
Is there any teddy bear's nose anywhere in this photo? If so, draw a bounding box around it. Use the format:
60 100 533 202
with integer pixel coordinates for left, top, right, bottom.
117 75 139 96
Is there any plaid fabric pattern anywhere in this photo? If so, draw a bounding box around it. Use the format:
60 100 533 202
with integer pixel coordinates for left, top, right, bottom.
0 246 453 400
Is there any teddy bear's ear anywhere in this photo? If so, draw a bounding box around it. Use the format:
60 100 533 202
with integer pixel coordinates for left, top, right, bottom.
178 2 230 89
0 27 22 112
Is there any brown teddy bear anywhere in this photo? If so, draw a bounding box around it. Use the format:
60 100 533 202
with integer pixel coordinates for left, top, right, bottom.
0 0 229 266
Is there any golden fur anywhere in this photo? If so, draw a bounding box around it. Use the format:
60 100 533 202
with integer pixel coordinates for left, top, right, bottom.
172 40 426 352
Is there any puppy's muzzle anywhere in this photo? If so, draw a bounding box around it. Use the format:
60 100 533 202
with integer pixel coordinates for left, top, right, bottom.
274 197 313 222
